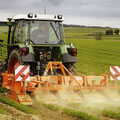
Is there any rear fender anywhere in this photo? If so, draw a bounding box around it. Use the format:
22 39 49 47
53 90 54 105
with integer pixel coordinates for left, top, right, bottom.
62 53 78 63
21 52 35 62
9 44 35 62
60 45 78 63
19 44 35 62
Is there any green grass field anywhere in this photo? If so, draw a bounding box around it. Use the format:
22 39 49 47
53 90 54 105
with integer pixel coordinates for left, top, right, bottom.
64 27 120 75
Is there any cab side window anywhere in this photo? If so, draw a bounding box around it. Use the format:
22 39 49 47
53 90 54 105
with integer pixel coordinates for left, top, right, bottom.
13 21 28 43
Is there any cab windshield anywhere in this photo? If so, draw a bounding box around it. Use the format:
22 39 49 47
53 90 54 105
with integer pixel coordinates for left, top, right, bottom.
14 20 65 45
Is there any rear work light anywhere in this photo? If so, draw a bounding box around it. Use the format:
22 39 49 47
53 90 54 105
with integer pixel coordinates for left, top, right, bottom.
28 13 33 18
67 48 77 56
21 47 29 56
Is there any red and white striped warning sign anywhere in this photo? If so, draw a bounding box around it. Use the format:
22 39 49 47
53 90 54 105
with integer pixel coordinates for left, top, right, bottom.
15 65 30 81
110 66 120 80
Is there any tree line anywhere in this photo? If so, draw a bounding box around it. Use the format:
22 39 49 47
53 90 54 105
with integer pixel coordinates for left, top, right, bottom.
105 29 119 35
63 24 110 28
95 29 120 40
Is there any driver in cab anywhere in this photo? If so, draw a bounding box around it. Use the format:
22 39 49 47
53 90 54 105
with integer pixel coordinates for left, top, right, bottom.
31 22 49 44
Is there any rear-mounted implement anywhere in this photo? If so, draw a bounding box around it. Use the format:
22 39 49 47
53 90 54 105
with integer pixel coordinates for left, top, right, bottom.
1 62 109 105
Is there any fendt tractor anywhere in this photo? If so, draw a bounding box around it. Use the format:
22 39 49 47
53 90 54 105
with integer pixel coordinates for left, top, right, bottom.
0 13 77 80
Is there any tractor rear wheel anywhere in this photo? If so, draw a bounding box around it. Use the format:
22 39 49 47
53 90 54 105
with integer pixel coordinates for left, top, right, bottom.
64 63 77 75
8 49 22 74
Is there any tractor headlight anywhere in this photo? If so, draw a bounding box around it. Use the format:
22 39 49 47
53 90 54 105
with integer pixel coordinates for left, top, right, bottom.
70 43 74 47
25 40 29 46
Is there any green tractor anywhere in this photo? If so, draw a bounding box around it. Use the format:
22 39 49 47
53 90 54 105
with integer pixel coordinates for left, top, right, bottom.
0 13 77 82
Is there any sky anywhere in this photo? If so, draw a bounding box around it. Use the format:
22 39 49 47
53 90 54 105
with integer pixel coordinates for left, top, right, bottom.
0 0 120 28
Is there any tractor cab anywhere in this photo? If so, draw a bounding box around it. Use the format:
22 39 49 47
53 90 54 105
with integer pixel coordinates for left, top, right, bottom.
11 13 65 45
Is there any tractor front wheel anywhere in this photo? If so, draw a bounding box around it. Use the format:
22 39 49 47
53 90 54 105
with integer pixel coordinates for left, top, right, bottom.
8 49 22 74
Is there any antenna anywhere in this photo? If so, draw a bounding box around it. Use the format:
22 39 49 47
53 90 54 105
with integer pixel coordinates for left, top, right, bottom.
44 6 47 14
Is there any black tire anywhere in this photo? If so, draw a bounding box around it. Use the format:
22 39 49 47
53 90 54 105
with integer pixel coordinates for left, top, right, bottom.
64 63 77 75
8 49 23 74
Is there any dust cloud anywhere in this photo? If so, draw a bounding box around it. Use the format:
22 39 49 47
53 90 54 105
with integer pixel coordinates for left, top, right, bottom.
33 88 120 115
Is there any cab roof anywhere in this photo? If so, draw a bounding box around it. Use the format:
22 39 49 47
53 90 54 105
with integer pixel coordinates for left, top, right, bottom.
12 13 64 21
